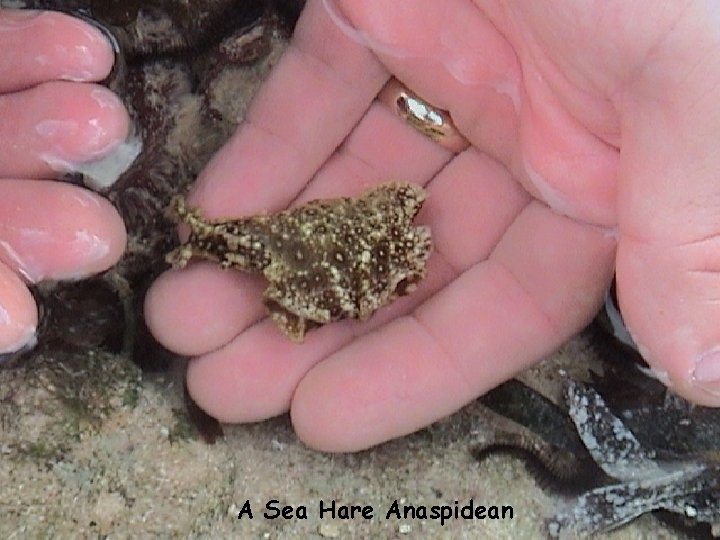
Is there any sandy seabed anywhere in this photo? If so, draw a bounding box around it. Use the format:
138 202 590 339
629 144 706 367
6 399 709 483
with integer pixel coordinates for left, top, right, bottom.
0 335 676 539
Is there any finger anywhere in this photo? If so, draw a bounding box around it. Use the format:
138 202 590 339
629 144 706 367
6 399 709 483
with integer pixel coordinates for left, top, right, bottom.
0 81 129 178
291 202 615 451
146 139 519 356
146 86 455 355
333 0 620 225
330 0 521 162
179 150 531 423
615 7 720 406
293 102 452 201
183 253 454 422
0 9 114 93
472 1 621 225
0 179 126 282
144 264 266 357
187 0 388 218
0 261 37 354
155 217 456 408
186 320 350 422
149 0 473 355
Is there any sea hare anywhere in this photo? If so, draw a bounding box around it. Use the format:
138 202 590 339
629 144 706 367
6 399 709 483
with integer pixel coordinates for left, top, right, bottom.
166 182 432 341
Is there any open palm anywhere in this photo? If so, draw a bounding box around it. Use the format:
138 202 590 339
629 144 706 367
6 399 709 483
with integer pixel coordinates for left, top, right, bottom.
146 0 720 451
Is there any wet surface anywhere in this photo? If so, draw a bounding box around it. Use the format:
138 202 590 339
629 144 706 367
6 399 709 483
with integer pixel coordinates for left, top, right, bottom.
476 320 720 538
0 2 718 538
167 182 432 342
1 0 305 369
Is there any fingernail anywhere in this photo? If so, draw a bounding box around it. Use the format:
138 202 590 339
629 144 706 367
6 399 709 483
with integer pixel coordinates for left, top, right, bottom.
89 87 124 112
36 109 123 163
692 347 720 397
0 229 110 283
0 306 37 355
46 13 117 82
0 237 44 282
36 119 86 162
59 67 96 83
58 39 106 82
70 132 143 190
72 13 120 55
70 230 111 267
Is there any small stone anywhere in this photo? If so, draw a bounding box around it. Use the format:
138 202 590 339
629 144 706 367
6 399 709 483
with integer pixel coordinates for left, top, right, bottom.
318 522 340 538
270 439 286 451
93 492 127 533
398 523 412 534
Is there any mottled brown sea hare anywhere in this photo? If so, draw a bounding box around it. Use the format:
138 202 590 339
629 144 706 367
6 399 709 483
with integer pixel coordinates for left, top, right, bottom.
166 182 433 342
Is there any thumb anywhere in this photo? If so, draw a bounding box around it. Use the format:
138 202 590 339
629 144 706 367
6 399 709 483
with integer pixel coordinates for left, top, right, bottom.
615 8 720 406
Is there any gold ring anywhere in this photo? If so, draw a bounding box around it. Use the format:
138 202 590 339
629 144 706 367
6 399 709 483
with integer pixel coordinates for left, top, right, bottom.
378 77 469 153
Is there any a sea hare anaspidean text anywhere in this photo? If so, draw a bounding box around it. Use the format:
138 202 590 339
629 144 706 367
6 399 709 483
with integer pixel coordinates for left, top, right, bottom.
235 499 514 526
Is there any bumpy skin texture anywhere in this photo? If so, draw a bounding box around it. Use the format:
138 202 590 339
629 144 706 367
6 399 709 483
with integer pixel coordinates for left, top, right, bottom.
166 181 432 342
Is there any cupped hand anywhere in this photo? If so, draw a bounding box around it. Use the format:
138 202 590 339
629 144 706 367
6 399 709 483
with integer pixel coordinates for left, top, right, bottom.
0 9 128 354
146 0 720 451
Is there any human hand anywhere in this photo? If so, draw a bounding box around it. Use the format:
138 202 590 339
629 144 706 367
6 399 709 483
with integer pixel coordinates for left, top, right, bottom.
0 9 128 355
145 0 720 452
